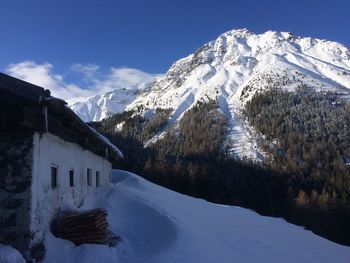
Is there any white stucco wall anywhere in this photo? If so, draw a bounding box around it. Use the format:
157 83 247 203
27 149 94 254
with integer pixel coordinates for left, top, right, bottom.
30 132 112 245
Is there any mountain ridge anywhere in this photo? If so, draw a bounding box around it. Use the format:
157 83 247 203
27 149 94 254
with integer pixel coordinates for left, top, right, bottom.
68 28 350 160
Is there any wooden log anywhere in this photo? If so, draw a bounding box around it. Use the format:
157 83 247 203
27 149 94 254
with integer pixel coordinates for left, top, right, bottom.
58 219 108 229
59 210 107 221
55 208 111 245
59 229 107 236
59 219 107 226
58 223 108 232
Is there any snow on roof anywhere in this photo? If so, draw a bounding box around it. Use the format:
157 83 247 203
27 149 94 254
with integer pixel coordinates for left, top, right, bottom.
62 104 124 159
87 125 124 158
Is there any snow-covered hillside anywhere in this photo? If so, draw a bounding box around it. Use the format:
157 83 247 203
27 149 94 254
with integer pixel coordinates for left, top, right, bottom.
2 169 349 262
69 29 350 160
20 170 350 262
0 244 25 263
68 83 153 122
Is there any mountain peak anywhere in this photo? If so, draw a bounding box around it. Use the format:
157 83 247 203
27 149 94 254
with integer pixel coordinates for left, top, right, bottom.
222 28 252 36
69 29 350 160
218 28 296 43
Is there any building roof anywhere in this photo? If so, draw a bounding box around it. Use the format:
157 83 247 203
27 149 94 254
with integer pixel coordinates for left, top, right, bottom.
0 73 48 102
0 72 123 162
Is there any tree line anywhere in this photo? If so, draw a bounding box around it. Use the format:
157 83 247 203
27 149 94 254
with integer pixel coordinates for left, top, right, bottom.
90 89 350 246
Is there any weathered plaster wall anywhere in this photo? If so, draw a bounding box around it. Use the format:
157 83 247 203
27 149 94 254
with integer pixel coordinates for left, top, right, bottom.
30 132 112 246
0 132 112 261
0 132 34 260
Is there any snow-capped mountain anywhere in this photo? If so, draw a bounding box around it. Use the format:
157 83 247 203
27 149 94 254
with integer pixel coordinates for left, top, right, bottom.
69 29 350 160
68 83 153 122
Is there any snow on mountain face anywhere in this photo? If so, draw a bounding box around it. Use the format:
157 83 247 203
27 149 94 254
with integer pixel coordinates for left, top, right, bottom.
68 83 152 122
70 29 350 160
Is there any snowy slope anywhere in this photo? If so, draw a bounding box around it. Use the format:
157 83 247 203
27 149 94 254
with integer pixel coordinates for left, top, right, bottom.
37 169 350 263
0 244 25 263
68 83 152 122
69 29 350 160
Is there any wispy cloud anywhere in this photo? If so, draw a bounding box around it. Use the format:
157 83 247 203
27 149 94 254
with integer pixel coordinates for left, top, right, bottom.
70 63 101 83
71 63 100 76
108 68 156 87
6 61 157 100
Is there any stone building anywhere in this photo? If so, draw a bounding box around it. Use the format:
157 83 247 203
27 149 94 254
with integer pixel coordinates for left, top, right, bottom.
0 73 122 261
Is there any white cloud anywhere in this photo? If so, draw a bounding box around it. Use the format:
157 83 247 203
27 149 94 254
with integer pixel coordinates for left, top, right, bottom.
70 63 100 82
6 61 92 99
6 61 157 100
6 61 61 91
71 63 100 75
108 68 156 87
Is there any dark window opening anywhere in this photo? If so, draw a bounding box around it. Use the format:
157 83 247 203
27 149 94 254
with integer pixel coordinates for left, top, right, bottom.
69 170 74 187
51 166 57 189
96 171 100 187
87 168 92 186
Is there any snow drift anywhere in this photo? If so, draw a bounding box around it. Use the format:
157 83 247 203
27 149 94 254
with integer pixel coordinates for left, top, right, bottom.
37 170 350 263
0 244 25 263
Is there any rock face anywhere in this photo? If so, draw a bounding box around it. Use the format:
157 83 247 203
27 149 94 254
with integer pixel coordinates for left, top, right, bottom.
0 132 35 260
69 29 350 160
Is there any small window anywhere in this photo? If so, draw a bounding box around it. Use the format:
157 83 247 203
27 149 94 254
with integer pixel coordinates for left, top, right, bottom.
87 168 92 186
51 166 57 189
69 170 74 187
96 171 100 187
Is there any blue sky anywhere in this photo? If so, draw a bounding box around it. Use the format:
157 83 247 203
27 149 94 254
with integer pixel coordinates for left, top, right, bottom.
1 0 349 98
